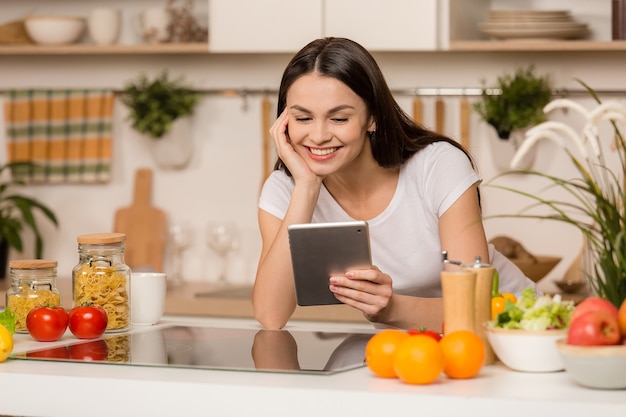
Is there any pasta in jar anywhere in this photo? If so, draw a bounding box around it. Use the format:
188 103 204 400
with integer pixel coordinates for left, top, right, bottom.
73 233 131 333
6 260 60 333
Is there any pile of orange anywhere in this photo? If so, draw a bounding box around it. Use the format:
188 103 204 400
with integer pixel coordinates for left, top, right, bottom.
365 328 485 385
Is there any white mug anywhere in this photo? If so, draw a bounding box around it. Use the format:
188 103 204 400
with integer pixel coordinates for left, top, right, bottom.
131 272 167 325
88 8 121 45
137 8 170 43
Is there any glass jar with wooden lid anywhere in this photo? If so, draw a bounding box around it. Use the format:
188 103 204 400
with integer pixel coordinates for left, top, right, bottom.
6 259 60 333
72 232 130 332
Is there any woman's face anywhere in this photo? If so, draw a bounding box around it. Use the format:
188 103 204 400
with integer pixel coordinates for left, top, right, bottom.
285 73 375 176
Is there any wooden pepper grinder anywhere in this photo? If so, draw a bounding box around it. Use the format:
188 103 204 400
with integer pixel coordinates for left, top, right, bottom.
440 252 477 336
462 257 496 365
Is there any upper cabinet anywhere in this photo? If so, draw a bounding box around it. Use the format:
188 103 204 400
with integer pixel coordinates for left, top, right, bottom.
324 0 439 51
208 0 322 53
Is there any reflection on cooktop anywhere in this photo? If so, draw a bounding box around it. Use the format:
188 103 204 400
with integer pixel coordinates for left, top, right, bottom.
13 326 375 375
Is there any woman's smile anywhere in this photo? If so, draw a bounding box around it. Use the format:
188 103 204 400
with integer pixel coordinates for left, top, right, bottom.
307 146 342 158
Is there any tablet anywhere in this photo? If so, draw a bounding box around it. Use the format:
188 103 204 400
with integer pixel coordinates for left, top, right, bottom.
287 221 372 306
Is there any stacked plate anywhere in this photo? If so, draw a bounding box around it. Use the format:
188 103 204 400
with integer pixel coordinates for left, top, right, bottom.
479 9 589 41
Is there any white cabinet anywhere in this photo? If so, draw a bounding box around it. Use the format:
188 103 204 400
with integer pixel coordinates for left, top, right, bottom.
208 0 323 53
324 0 439 51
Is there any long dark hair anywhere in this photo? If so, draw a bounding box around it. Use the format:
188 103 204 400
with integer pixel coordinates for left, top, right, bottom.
274 37 475 173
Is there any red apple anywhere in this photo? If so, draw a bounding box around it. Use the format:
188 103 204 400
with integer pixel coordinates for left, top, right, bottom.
618 298 626 337
567 310 621 346
571 296 619 324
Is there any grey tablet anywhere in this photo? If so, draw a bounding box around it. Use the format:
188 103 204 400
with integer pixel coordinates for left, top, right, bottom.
287 221 372 306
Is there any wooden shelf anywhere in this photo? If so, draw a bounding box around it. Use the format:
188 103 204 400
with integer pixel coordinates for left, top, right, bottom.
2 41 626 55
0 42 209 55
449 40 626 52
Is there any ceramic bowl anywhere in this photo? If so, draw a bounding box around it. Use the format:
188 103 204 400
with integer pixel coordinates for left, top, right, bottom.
24 16 85 45
485 325 567 372
556 339 626 389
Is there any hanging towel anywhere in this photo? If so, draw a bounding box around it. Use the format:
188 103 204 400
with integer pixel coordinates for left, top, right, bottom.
3 89 114 184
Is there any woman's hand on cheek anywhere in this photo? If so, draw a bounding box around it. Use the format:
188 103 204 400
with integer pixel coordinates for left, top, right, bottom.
329 266 393 322
270 110 320 184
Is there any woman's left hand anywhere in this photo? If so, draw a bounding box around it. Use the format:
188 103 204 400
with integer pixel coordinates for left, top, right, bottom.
329 265 393 322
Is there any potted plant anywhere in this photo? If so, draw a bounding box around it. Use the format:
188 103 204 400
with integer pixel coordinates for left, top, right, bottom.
120 71 200 168
473 65 553 140
0 161 59 277
486 80 626 308
120 71 199 139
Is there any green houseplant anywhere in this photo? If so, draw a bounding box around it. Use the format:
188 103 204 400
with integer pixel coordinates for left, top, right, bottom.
474 66 553 140
0 162 59 272
120 71 199 139
486 80 626 308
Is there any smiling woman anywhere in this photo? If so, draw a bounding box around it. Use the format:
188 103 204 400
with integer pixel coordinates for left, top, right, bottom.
252 37 539 331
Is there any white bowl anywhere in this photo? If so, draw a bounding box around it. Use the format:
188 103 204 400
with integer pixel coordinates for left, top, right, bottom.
24 16 85 45
556 339 626 389
485 325 567 372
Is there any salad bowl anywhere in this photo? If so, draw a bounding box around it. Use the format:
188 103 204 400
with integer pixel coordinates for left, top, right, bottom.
485 288 575 372
485 325 566 372
556 339 626 389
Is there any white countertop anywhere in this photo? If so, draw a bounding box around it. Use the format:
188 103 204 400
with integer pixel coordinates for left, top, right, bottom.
1 316 625 417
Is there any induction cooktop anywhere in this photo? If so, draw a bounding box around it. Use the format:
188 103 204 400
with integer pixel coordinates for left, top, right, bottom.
13 325 374 375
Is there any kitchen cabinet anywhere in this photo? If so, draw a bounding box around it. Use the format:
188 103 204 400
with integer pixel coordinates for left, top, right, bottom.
207 0 323 53
324 0 439 51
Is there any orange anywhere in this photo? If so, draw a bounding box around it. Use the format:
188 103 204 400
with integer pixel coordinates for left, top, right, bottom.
365 329 409 378
440 330 485 379
392 335 444 385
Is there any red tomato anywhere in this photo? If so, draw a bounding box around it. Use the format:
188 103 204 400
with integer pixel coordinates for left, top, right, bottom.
68 340 109 361
407 328 442 342
69 305 108 339
26 346 70 360
26 307 69 342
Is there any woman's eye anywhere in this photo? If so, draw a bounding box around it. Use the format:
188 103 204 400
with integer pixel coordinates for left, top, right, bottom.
332 118 348 123
295 117 311 122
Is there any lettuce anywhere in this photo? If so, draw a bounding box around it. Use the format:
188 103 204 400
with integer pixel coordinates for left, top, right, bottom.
0 308 17 334
495 288 574 330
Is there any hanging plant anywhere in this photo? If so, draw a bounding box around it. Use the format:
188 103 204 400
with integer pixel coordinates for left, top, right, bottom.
120 71 199 139
473 66 552 139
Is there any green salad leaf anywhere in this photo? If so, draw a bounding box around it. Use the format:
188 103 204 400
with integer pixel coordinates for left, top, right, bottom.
0 308 17 334
494 288 574 330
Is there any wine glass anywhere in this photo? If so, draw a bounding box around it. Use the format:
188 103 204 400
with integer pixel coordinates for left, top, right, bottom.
168 223 193 287
206 221 239 286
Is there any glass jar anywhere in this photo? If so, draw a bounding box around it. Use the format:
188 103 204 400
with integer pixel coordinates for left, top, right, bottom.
6 259 60 333
72 233 130 332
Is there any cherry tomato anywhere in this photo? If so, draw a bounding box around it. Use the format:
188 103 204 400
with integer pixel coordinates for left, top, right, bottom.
69 305 108 339
26 307 69 342
68 340 109 361
407 328 442 342
491 296 506 321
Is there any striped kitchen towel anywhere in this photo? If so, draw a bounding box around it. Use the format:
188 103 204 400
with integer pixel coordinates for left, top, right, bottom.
3 89 114 183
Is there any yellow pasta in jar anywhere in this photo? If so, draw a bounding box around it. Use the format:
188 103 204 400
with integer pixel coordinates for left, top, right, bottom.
74 263 129 331
7 284 61 331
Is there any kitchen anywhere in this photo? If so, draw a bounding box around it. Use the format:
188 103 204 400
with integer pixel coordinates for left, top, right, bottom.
1 0 626 415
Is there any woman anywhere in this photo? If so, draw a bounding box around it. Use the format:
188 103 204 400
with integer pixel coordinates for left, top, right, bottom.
253 37 537 330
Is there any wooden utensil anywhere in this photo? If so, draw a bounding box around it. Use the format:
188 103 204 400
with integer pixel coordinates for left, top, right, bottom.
114 168 167 272
412 97 424 125
435 97 445 134
260 97 273 192
459 97 471 149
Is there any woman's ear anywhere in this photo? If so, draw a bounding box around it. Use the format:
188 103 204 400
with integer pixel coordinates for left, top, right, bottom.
367 118 376 133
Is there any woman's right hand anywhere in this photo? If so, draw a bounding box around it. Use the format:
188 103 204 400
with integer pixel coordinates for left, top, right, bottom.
270 109 321 185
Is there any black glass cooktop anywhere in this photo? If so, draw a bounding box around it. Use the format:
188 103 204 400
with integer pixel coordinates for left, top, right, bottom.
13 325 374 375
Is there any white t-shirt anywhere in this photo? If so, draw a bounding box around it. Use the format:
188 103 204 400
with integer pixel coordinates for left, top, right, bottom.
259 141 538 297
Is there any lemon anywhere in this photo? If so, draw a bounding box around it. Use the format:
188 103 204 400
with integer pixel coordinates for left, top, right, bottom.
0 323 14 362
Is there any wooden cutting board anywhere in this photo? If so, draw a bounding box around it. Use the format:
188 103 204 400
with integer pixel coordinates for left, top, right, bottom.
113 168 167 272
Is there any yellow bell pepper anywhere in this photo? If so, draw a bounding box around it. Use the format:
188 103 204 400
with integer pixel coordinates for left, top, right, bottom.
490 269 517 321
